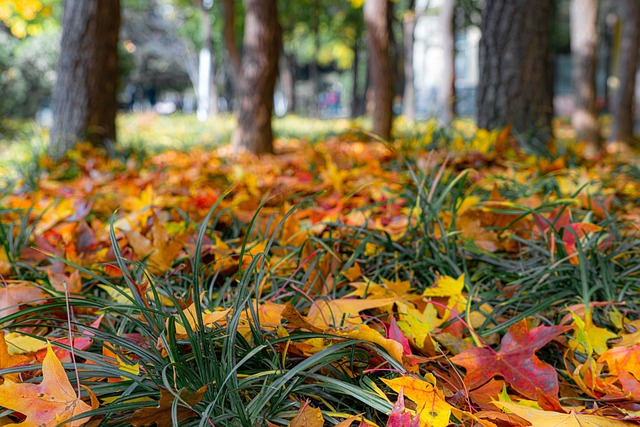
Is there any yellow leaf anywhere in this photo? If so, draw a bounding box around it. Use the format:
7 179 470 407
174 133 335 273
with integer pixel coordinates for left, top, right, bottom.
289 405 323 427
383 376 452 427
172 305 231 337
570 312 617 356
396 301 440 349
422 274 465 297
340 323 404 363
4 332 47 355
306 296 399 328
493 401 634 426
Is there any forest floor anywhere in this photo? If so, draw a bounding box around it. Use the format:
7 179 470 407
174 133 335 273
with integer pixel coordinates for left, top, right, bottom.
0 115 640 426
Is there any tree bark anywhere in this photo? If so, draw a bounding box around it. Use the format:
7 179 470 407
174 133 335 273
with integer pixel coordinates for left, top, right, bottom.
570 0 599 149
477 0 553 136
365 0 394 141
402 7 416 120
438 0 456 126
351 37 361 118
610 0 640 146
49 0 120 159
231 0 280 154
221 0 241 73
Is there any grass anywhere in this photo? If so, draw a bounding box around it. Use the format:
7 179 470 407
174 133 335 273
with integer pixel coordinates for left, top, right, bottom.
0 114 640 425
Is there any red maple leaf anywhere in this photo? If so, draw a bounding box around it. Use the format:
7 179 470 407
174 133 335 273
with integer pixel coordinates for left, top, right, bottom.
450 320 571 399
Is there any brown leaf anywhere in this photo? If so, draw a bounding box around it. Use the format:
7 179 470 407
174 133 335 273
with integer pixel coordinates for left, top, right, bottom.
127 386 207 427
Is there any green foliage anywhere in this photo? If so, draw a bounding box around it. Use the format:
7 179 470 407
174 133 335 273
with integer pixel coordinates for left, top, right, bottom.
0 30 59 119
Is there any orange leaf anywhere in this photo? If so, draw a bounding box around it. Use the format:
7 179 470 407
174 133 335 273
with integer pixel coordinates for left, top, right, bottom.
0 343 93 427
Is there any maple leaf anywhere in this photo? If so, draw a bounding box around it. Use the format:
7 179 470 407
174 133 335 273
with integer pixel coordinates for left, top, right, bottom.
451 319 571 399
382 376 452 427
493 401 634 426
127 386 207 427
288 404 324 427
0 343 93 427
386 388 420 427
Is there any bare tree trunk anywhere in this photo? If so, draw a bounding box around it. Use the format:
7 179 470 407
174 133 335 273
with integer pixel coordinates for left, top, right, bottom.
49 0 120 159
570 0 599 149
231 0 280 154
477 0 553 136
438 0 456 126
610 0 640 147
402 7 416 120
365 0 394 140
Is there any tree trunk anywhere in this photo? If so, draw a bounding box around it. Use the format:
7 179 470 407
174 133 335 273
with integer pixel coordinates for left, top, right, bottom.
570 0 599 149
610 0 640 147
231 0 280 154
310 0 321 117
402 8 416 120
477 0 553 136
365 0 394 141
438 0 456 126
197 3 217 121
351 37 361 118
221 0 241 73
49 0 120 159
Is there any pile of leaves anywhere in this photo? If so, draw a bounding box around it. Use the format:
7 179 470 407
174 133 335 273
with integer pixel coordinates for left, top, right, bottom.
1 127 640 426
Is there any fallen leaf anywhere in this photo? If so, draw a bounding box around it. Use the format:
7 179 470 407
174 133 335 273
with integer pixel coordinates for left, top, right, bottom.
0 342 93 426
386 387 420 427
127 386 207 427
451 320 571 399
493 400 634 426
289 404 323 427
0 282 48 318
383 376 452 427
306 296 399 328
0 332 33 382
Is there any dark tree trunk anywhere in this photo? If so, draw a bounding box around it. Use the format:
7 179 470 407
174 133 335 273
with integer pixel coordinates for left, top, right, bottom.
351 37 361 118
221 0 241 73
438 0 456 125
477 0 553 136
570 0 599 149
610 0 640 146
231 0 280 154
50 0 120 159
402 7 416 120
365 0 394 140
